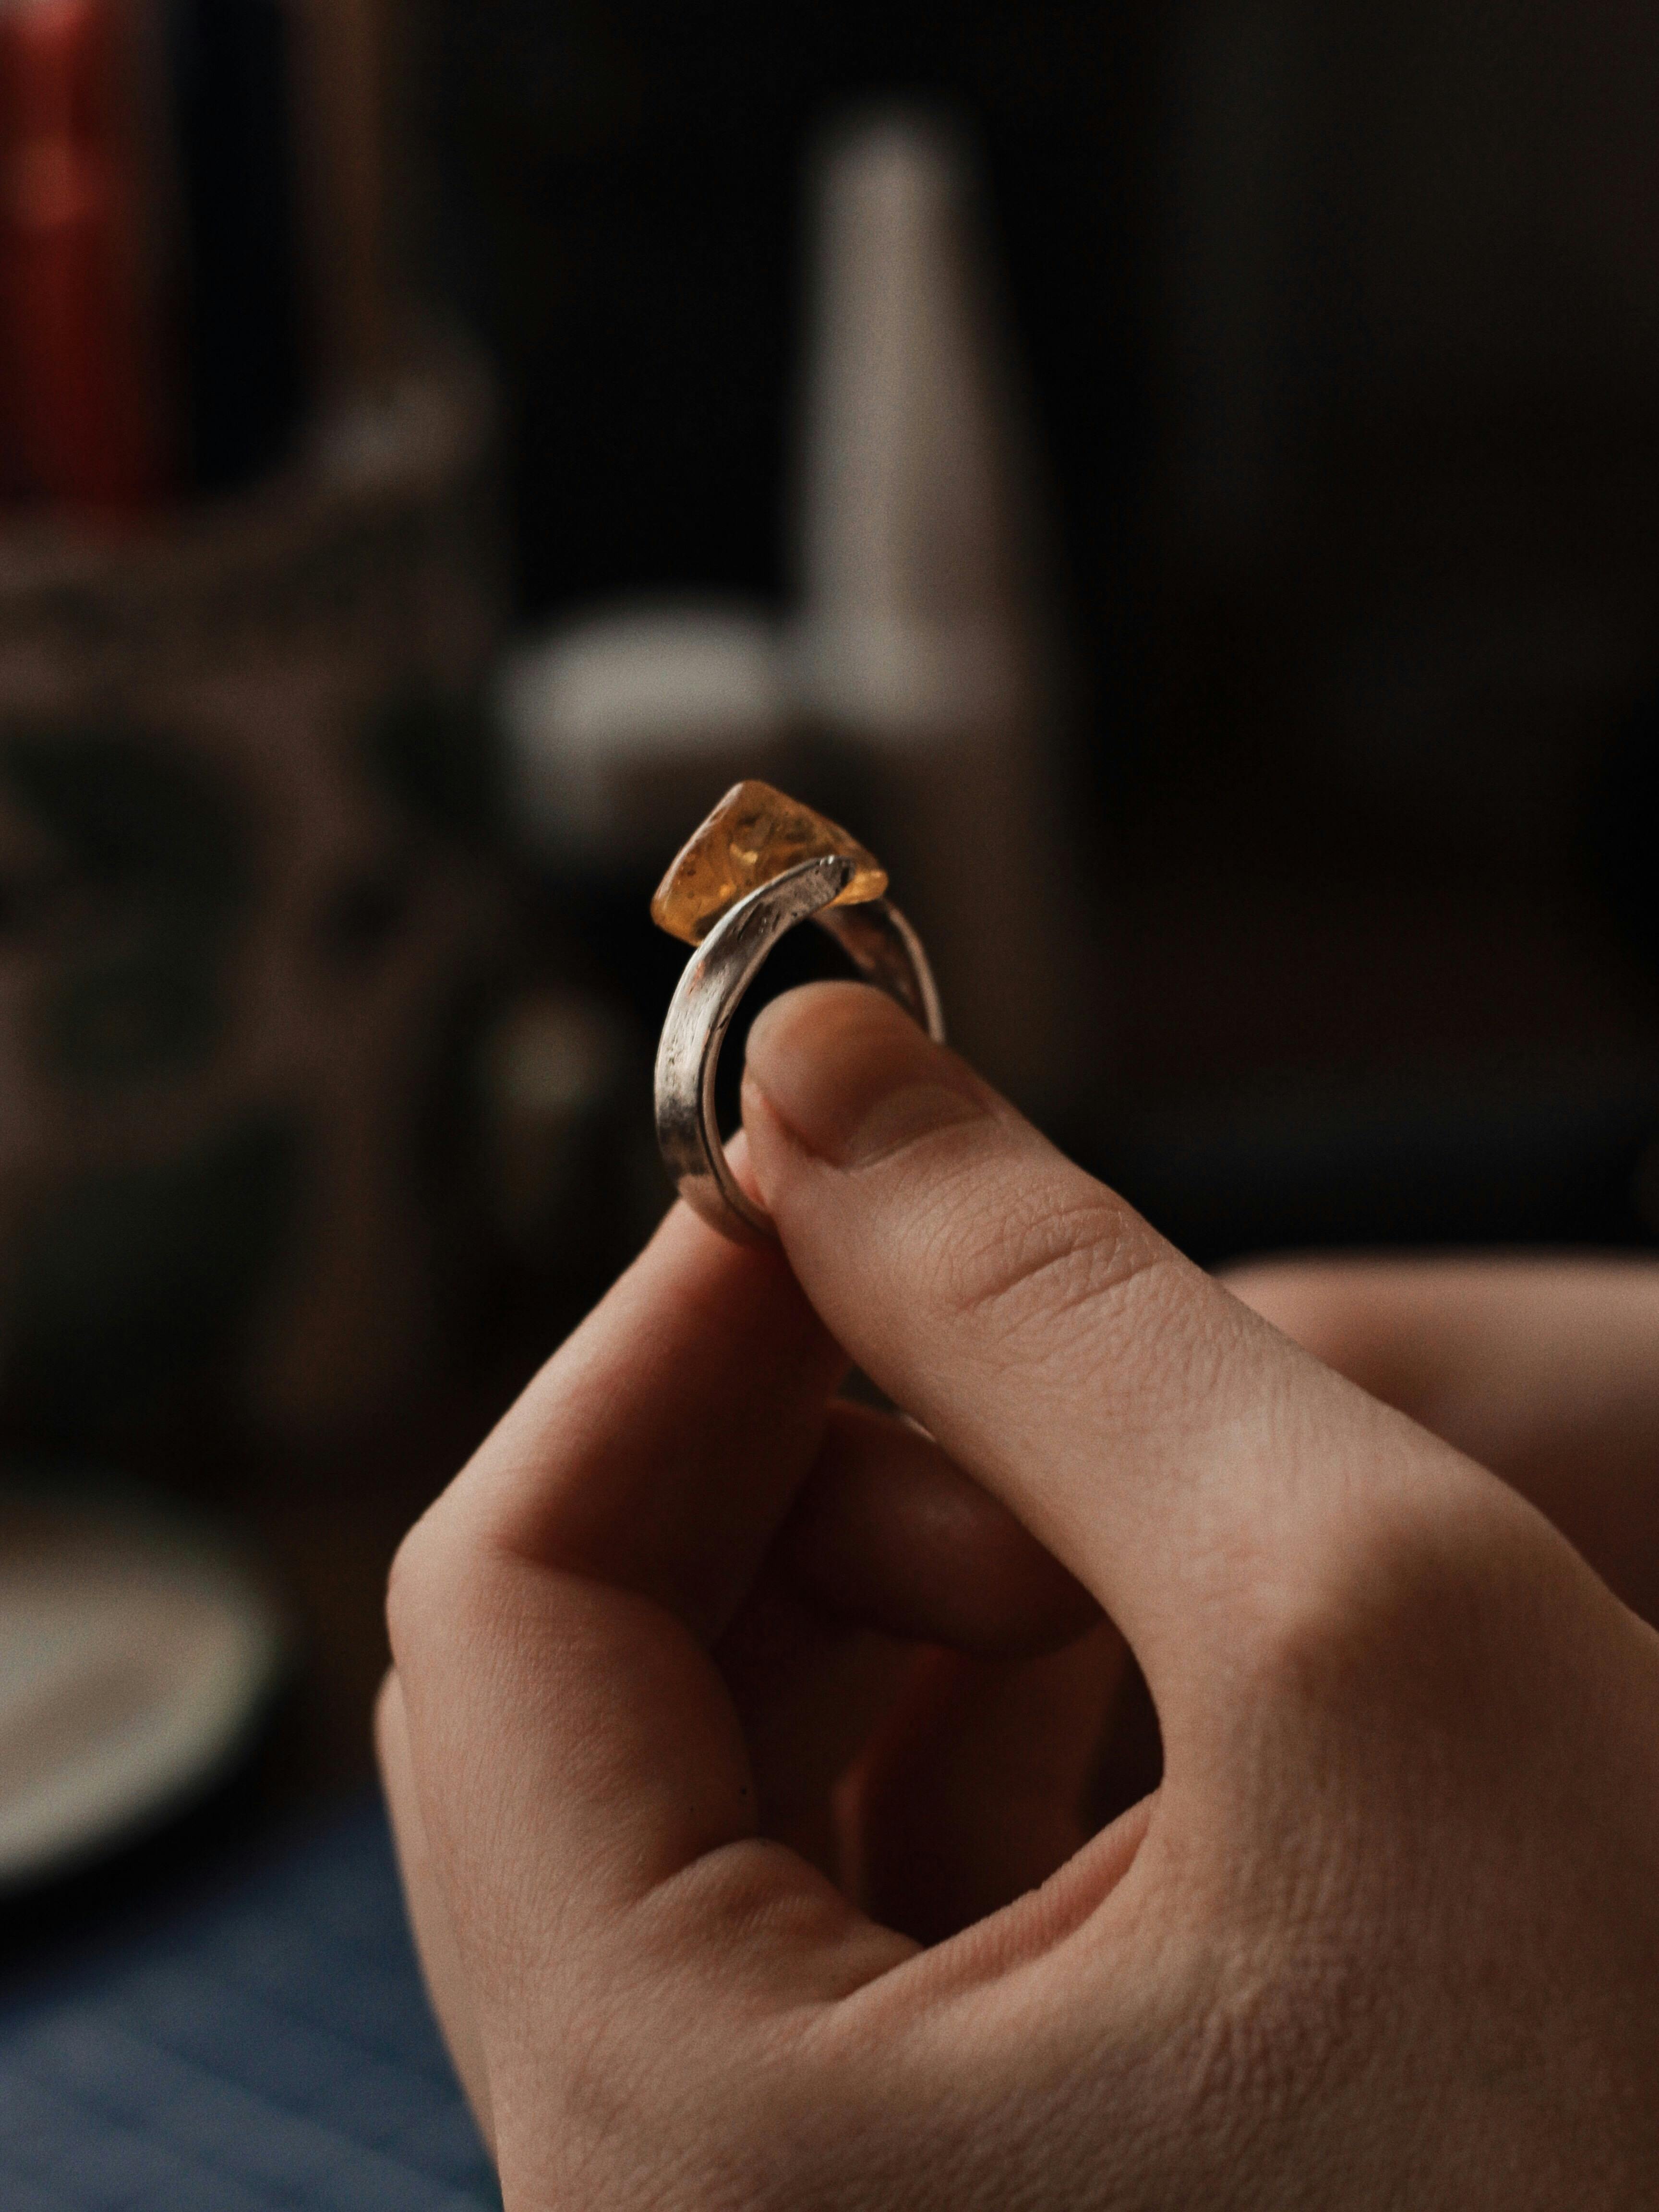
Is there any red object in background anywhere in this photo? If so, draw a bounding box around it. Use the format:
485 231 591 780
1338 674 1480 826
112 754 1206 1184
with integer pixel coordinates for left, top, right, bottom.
0 0 166 512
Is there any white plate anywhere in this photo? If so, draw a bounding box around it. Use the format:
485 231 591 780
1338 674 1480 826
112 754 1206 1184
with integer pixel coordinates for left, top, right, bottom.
0 1483 285 1892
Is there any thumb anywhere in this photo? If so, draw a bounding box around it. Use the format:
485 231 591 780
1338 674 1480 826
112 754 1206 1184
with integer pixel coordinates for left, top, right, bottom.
741 983 1499 1740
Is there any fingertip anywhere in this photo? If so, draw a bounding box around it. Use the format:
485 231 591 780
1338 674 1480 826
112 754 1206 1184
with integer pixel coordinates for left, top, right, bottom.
720 1122 775 1225
745 977 915 1070
743 981 989 1175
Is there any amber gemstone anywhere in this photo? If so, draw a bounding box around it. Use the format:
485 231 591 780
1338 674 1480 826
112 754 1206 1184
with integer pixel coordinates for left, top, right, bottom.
649 780 887 945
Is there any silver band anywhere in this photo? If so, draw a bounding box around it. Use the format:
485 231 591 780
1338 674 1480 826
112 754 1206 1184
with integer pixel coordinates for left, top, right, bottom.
654 854 946 1243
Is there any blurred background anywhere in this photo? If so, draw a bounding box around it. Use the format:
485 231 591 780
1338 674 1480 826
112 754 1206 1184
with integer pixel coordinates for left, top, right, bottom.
3 0 1659 2200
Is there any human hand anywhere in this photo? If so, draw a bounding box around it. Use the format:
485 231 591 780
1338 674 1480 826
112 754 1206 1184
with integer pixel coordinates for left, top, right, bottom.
1226 1250 1659 1628
380 983 1659 2209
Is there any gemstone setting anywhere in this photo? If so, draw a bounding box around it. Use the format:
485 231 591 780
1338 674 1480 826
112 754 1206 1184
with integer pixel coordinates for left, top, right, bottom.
649 780 888 945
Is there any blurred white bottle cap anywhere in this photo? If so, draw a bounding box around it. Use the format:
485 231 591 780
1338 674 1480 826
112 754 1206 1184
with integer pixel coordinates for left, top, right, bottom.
498 602 796 873
787 107 1082 1113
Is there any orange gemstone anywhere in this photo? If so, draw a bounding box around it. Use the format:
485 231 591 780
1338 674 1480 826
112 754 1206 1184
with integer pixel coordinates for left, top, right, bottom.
649 780 888 945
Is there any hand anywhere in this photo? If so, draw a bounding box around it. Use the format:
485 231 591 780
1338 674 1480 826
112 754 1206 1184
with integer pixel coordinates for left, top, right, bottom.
380 983 1659 2209
1226 1251 1659 1627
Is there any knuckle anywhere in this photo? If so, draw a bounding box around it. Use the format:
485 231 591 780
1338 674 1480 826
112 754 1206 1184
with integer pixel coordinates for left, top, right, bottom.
1182 1480 1602 2032
382 1520 428 1662
1177 1907 1389 2171
384 1498 465 1668
1236 1476 1573 1747
928 1166 1172 1355
1183 1942 1338 2111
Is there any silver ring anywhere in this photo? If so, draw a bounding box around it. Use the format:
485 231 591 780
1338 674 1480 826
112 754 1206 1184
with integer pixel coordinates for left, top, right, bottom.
654 854 945 1244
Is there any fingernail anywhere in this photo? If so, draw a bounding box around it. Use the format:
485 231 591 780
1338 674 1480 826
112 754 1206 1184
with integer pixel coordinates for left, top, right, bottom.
743 981 987 1168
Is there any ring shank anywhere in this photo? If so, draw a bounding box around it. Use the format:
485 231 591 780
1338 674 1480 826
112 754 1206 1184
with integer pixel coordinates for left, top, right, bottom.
654 855 946 1243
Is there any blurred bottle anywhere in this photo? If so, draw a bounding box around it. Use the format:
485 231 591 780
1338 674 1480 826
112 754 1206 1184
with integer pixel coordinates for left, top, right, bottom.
791 109 1085 1121
0 0 168 511
296 0 436 408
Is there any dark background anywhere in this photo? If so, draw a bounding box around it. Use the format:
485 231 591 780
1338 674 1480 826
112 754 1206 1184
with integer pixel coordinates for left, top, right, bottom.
433 0 1659 1260
12 0 1659 1955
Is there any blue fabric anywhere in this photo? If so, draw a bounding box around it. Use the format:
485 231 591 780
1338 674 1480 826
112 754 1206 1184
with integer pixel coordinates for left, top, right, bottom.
0 1804 499 2210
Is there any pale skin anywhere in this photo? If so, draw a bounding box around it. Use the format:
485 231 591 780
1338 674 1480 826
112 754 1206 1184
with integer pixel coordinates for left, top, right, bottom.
379 981 1659 2209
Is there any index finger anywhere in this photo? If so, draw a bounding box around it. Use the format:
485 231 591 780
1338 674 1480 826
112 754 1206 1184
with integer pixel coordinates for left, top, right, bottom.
417 1191 845 1640
386 1198 849 1948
